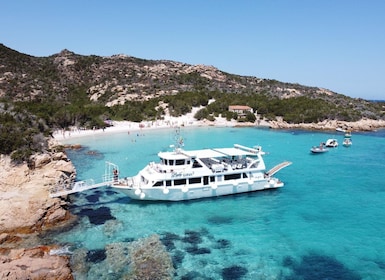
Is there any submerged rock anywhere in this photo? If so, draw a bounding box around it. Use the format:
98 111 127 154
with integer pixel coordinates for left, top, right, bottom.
104 234 175 280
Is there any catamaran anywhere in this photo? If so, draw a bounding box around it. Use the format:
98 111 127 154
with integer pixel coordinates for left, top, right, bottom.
50 128 291 201
110 143 291 201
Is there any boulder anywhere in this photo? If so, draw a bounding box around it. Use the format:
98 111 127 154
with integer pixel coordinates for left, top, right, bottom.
0 152 76 234
33 153 52 168
0 246 73 280
48 160 76 175
52 152 68 161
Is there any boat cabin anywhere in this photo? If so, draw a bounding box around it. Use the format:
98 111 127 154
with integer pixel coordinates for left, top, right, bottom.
143 146 266 189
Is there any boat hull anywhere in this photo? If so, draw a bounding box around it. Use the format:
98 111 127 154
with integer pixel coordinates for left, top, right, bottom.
112 178 283 201
310 148 329 153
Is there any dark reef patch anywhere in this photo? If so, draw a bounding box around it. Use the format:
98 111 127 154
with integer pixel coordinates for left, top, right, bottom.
282 255 295 267
85 194 100 203
182 230 202 245
207 215 233 225
77 206 115 225
122 237 135 243
213 238 231 249
171 250 185 267
186 246 211 255
180 271 207 280
105 189 119 195
284 252 361 280
86 249 106 263
161 232 181 251
222 265 248 280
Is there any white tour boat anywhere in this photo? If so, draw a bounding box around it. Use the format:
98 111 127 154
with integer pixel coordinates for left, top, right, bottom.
111 144 291 201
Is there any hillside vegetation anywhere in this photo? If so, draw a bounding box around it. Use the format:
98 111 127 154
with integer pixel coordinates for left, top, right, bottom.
0 44 384 162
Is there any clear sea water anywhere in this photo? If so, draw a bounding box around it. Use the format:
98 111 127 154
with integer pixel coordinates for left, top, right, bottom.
47 127 385 279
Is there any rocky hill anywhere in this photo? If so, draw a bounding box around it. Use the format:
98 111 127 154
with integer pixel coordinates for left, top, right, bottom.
0 43 367 106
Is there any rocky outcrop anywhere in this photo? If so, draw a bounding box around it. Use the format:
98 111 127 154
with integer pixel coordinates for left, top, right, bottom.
0 152 75 234
268 118 385 131
0 147 77 279
0 246 73 280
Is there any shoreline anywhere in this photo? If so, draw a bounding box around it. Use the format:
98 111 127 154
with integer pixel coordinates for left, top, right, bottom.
52 116 385 142
52 116 244 141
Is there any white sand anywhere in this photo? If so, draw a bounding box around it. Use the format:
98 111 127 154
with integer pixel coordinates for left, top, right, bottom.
52 109 250 141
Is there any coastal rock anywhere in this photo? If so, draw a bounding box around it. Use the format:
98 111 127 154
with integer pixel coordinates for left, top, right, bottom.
52 151 68 161
0 246 73 280
0 149 77 279
48 159 76 175
32 153 52 168
268 118 385 131
0 151 76 234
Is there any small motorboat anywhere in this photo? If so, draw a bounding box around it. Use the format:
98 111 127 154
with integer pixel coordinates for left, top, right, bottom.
344 131 352 138
325 138 338 147
342 137 352 147
336 127 346 133
310 144 329 154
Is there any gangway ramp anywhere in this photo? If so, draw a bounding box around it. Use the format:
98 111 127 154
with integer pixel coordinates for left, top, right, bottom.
49 161 119 198
267 161 292 176
49 179 114 198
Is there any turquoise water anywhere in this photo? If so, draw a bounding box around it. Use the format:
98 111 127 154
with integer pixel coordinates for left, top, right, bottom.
50 127 385 279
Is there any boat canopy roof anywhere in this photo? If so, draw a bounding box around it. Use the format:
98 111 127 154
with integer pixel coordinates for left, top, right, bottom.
158 147 258 160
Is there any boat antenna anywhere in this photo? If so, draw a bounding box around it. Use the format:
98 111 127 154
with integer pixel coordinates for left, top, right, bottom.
173 126 184 151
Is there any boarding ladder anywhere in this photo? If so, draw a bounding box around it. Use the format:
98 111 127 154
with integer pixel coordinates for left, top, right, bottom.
266 161 292 176
49 161 119 198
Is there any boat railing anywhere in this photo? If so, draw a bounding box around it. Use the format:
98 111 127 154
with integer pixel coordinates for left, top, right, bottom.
49 178 112 198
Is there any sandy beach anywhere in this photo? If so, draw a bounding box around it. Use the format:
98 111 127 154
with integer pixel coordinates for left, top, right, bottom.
53 115 385 143
52 109 243 141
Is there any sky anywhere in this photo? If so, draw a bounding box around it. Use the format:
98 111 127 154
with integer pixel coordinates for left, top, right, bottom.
1 0 385 100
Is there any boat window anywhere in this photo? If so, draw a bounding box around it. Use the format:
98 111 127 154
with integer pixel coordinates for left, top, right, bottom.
203 176 209 185
176 159 185 166
174 179 187 186
189 177 201 184
242 173 248 178
153 181 163 187
192 160 202 168
169 160 175 166
210 176 215 182
166 180 171 187
224 173 241 180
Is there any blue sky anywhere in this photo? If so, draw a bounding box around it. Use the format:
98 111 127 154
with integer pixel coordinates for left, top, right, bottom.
1 1 384 99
